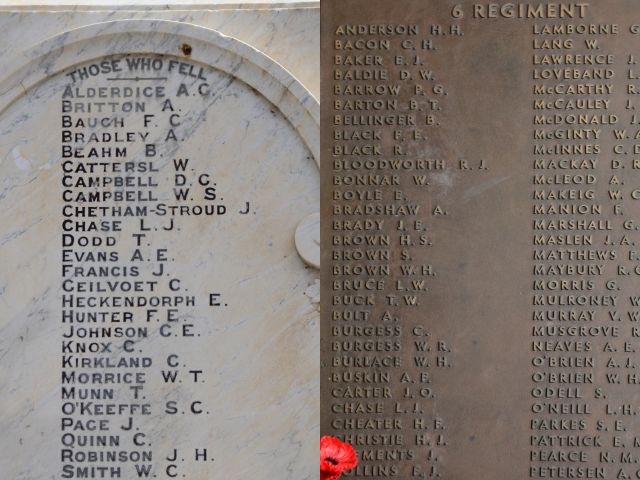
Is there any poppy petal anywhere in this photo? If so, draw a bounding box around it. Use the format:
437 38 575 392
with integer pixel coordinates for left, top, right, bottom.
320 436 358 478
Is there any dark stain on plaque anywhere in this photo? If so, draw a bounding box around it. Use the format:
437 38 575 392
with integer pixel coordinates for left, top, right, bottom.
180 43 192 56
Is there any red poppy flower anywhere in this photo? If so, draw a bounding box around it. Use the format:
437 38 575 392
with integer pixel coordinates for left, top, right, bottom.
320 436 358 480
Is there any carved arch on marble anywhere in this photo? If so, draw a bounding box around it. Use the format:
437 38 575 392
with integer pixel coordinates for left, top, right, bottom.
0 19 321 268
0 19 319 163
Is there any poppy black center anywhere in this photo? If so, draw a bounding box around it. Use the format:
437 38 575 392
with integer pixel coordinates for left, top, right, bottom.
325 457 339 465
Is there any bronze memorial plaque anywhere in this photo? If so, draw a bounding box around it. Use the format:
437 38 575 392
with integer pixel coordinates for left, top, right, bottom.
321 0 640 478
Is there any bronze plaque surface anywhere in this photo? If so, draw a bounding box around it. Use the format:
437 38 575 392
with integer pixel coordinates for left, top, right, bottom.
321 1 640 478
